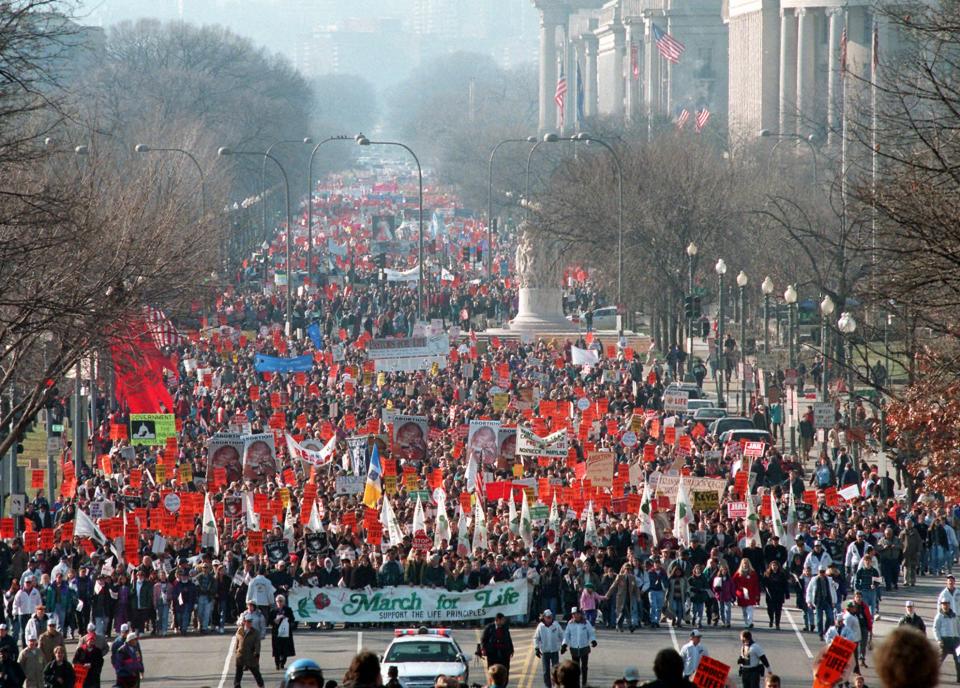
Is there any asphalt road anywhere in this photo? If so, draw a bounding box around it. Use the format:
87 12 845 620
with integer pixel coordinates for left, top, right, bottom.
84 575 947 688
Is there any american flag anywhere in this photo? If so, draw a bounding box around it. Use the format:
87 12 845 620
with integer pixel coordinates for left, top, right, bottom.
675 107 690 129
555 65 568 129
695 107 711 133
652 24 685 64
143 306 184 349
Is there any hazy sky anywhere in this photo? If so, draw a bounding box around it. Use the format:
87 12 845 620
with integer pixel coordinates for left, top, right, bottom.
76 0 539 88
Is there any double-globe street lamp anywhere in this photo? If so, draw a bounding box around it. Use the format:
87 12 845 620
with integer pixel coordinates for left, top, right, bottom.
819 295 835 402
736 270 748 414
687 242 698 356
715 258 727 408
761 276 774 355
837 311 858 468
488 136 536 277
307 136 353 285
784 283 798 453
355 134 425 321
219 147 294 336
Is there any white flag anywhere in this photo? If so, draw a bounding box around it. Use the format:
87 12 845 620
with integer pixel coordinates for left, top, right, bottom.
412 496 426 535
285 432 336 466
381 496 404 546
674 477 693 547
434 491 451 549
456 503 471 557
243 492 260 532
770 491 786 543
744 492 761 548
465 453 479 493
584 501 600 548
783 489 798 550
73 508 109 547
305 500 323 534
507 489 519 536
471 497 488 555
638 480 659 548
283 502 296 553
201 493 220 554
519 493 533 549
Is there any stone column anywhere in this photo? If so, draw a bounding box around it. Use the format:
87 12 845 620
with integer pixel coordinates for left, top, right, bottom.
581 32 599 118
625 20 643 126
779 9 798 136
537 8 564 134
826 8 844 146
796 8 816 138
609 23 626 122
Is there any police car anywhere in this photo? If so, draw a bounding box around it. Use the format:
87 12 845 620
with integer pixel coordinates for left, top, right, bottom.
380 628 470 688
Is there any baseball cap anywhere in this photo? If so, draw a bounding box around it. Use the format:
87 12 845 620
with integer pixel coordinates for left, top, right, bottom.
690 629 702 637
814 540 823 546
623 668 640 682
87 623 96 632
243 613 254 621
905 601 914 608
543 610 554 617
846 601 857 609
120 623 129 632
126 632 138 642
571 607 580 614
818 565 827 572
0 624 7 630
857 531 865 537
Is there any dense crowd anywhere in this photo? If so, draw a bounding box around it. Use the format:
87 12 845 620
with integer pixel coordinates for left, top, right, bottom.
0 162 949 688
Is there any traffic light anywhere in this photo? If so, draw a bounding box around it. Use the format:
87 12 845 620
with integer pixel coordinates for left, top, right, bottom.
684 295 703 319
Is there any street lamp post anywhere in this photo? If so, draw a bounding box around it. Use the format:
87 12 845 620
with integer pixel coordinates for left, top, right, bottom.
687 242 698 356
758 129 820 183
487 136 536 277
261 138 312 241
133 144 206 218
819 295 835 402
355 135 425 321
572 133 625 315
715 259 727 408
219 147 294 336
761 276 774 355
838 311 858 469
307 136 353 286
737 271 748 414
784 284 798 454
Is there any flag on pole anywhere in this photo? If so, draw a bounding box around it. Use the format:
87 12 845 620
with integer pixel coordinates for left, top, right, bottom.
434 491 451 549
872 22 879 71
243 492 260 531
675 106 690 129
783 489 799 550
555 63 568 129
306 499 323 534
74 508 110 548
362 443 383 509
382 495 404 546
456 503 471 557
652 24 685 64
471 497 488 554
674 478 694 546
519 494 533 549
695 107 711 133
412 496 426 535
584 502 600 548
639 480 659 548
770 492 786 543
283 501 296 553
202 493 220 554
630 43 640 80
507 489 519 535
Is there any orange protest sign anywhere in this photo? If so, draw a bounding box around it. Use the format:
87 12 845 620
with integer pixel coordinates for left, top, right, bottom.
31 469 44 489
692 656 730 688
814 636 856 687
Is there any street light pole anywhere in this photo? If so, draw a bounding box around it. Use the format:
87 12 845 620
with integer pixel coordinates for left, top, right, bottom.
355 135 425 321
761 276 774 355
687 243 698 357
838 311 858 470
737 271 748 414
488 136 536 277
819 295 835 402
307 136 352 286
220 147 294 335
715 259 727 408
759 129 820 183
784 284 798 454
261 138 311 242
133 144 206 218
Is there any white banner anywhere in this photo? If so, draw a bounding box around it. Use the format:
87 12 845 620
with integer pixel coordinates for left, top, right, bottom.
384 265 419 282
289 581 528 623
373 355 448 373
571 346 599 366
286 433 337 466
367 334 449 360
517 426 569 458
655 475 727 500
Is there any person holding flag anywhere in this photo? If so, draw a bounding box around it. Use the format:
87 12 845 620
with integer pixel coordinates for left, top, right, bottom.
362 444 383 510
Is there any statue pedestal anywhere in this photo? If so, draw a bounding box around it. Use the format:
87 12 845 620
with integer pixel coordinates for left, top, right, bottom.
507 287 577 333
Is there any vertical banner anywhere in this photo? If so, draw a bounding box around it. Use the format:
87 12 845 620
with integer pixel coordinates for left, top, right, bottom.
242 433 277 485
468 420 501 466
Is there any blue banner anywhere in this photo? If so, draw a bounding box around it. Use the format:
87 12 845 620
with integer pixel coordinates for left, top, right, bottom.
254 354 314 374
306 323 323 349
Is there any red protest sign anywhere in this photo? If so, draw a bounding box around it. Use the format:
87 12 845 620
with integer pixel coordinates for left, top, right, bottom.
692 656 730 688
802 489 818 506
31 470 44 489
814 636 856 687
247 531 263 554
824 486 841 509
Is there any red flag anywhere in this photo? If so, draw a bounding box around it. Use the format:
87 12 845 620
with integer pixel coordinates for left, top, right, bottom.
110 316 176 413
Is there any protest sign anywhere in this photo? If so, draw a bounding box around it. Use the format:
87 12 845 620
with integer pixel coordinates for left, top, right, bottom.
242 433 277 485
585 451 615 489
129 414 177 446
468 420 501 466
517 425 568 458
692 656 730 688
206 433 245 484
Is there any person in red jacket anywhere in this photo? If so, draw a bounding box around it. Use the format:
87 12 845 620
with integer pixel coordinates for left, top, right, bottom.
733 559 761 629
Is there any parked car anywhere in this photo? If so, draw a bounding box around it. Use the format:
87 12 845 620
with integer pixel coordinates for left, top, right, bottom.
708 416 756 437
719 428 773 445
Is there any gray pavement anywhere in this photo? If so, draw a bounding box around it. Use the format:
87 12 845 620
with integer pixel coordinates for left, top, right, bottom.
99 574 949 688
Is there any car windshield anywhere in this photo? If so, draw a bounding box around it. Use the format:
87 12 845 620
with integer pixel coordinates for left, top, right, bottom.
385 642 460 663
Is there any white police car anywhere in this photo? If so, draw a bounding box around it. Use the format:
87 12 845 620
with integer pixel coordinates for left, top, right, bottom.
380 628 470 688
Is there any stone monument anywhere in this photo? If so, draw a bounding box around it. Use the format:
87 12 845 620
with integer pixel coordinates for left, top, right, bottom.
507 221 576 333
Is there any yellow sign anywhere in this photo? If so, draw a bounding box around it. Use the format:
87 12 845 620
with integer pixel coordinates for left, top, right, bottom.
154 464 166 483
384 475 398 495
492 393 509 413
278 487 291 508
179 463 193 484
692 490 720 511
512 463 523 478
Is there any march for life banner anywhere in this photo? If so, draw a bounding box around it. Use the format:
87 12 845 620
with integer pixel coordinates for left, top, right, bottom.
289 580 528 624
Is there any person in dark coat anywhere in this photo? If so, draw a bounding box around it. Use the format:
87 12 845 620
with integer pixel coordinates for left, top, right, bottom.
761 561 790 630
269 595 296 671
0 644 24 687
481 613 514 672
42 645 74 687
72 629 105 688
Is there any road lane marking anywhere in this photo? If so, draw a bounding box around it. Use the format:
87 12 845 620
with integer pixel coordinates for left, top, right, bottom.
783 608 815 659
358 631 363 653
668 624 680 652
216 636 237 688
